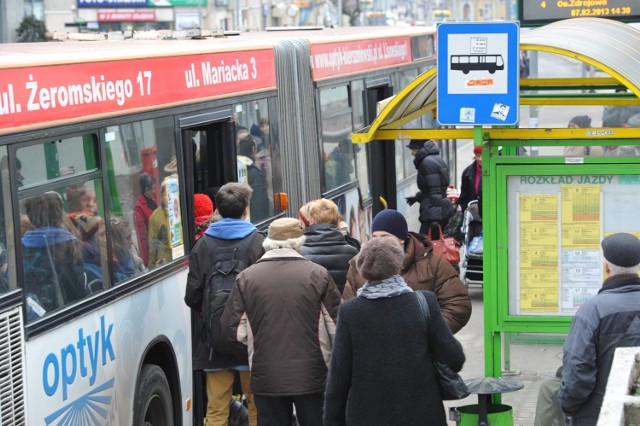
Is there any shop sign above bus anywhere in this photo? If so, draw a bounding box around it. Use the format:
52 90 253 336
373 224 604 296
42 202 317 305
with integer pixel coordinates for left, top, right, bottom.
436 22 520 126
0 49 276 132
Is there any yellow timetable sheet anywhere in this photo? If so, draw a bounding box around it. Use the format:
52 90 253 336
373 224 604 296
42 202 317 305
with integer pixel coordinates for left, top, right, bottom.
519 194 559 312
561 185 601 249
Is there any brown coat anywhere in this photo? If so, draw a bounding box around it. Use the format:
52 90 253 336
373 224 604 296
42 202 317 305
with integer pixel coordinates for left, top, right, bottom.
342 232 471 334
222 248 341 396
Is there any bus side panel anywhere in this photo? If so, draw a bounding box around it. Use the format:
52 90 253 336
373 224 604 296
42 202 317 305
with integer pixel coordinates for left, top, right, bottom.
24 268 192 425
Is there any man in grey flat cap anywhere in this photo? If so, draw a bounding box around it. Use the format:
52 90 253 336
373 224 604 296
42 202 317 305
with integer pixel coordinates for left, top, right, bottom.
560 233 640 426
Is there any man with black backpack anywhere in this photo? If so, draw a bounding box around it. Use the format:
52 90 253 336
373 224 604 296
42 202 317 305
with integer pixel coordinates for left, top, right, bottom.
185 182 264 426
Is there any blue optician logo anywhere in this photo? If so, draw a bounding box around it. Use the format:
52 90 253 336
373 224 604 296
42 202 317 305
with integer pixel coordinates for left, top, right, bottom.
41 316 116 424
44 378 114 425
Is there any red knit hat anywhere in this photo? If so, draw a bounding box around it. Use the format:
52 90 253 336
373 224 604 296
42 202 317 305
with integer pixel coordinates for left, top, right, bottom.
194 194 213 226
473 146 482 155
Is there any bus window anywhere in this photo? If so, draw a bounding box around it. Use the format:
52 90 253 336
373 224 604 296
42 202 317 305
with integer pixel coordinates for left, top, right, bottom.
234 98 277 223
17 135 99 186
320 85 356 192
21 180 107 321
0 146 17 294
350 80 370 200
102 116 182 273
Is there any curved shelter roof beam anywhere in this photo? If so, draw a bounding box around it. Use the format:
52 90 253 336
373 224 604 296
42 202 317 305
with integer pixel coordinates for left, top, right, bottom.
352 18 640 144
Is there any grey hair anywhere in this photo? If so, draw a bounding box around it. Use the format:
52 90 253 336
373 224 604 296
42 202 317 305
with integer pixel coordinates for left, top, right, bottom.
605 260 640 276
263 235 306 252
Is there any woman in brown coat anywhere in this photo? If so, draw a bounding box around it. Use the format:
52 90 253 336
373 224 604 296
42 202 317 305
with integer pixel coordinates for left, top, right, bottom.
342 209 471 334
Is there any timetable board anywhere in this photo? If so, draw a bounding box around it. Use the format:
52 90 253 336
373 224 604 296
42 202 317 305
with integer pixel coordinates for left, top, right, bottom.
506 174 640 316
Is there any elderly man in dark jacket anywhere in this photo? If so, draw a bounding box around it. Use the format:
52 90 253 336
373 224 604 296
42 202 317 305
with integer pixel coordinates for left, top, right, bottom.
405 140 454 237
300 199 359 294
560 233 640 426
222 217 341 426
342 209 471 334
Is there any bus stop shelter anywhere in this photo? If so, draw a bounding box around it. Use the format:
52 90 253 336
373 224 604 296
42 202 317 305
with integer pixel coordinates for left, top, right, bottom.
352 17 640 386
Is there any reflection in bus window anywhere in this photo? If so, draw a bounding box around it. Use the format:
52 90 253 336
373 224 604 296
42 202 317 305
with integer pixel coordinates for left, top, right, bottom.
17 135 99 186
101 117 182 273
22 192 88 321
0 147 17 294
351 80 370 200
323 119 355 191
234 98 277 222
238 136 269 222
111 217 146 281
64 180 108 291
321 85 356 192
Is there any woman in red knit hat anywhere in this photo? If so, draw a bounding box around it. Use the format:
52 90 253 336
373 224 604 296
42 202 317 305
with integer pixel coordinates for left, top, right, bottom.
194 193 217 240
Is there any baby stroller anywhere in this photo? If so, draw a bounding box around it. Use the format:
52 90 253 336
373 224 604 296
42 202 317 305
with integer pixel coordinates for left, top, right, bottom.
460 200 483 287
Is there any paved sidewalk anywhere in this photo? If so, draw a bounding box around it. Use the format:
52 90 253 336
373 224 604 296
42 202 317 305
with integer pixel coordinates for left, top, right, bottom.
444 287 565 426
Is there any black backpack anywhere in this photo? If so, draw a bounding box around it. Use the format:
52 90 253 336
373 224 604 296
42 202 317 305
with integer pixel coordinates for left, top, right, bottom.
200 231 258 359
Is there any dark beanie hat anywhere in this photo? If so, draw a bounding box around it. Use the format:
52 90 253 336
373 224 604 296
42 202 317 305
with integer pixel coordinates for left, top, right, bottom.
371 209 408 241
356 237 405 281
407 139 427 149
569 115 591 128
601 233 640 267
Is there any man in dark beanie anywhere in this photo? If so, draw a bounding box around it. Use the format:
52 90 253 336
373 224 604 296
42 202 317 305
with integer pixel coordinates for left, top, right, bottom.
560 233 640 425
222 217 341 425
342 209 471 334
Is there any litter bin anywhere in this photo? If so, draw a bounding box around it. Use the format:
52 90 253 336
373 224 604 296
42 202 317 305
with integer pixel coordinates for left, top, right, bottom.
450 377 523 426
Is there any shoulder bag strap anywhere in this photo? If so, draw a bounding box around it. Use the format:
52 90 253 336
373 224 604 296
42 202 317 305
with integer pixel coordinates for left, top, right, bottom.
415 291 430 329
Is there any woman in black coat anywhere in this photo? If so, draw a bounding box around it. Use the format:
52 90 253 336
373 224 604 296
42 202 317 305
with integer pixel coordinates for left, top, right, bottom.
324 237 465 426
405 140 454 237
300 199 359 294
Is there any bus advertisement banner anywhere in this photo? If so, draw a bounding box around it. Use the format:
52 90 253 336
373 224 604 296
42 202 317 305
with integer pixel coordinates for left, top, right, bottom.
0 49 276 132
310 36 413 80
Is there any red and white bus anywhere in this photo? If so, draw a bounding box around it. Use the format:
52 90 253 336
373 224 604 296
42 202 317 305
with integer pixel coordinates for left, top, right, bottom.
0 25 440 424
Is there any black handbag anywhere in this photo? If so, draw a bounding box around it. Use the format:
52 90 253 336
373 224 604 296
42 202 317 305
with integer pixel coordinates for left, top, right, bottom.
415 291 470 400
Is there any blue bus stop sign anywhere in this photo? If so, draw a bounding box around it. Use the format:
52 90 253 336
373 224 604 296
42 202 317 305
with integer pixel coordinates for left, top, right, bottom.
436 22 520 126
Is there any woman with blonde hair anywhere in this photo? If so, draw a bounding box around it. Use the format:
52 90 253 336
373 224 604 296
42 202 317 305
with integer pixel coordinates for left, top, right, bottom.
299 198 359 294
